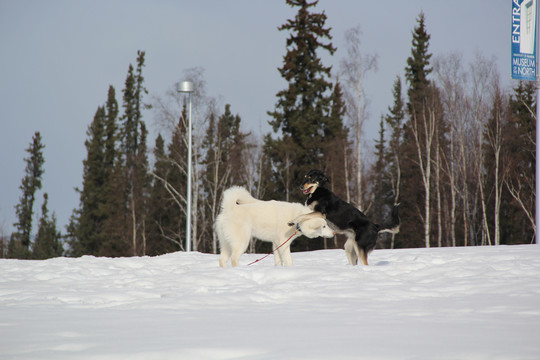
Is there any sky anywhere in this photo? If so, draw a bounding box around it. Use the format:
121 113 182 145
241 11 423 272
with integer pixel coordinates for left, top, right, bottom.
0 0 510 236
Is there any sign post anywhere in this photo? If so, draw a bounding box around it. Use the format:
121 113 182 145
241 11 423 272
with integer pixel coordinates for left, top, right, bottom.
512 0 538 244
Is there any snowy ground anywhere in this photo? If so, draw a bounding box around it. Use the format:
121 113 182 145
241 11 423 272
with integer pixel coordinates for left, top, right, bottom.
1 245 540 360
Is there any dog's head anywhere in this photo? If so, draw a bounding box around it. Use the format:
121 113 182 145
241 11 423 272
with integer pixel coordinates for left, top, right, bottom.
300 169 329 196
298 217 334 239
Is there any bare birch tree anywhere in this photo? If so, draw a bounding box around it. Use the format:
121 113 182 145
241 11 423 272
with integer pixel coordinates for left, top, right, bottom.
409 102 436 248
339 25 378 209
434 52 467 247
484 77 507 246
468 55 499 245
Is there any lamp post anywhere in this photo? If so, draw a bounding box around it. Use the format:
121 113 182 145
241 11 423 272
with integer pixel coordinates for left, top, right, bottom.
177 81 194 252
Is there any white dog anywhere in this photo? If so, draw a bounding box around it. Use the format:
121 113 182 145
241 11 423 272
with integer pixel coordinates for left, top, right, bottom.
216 186 334 267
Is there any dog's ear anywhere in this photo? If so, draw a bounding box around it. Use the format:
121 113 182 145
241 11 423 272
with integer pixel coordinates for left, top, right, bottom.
321 173 330 185
305 169 318 179
305 169 329 184
314 170 329 186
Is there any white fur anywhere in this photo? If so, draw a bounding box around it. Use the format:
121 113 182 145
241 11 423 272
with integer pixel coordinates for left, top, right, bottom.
216 186 334 267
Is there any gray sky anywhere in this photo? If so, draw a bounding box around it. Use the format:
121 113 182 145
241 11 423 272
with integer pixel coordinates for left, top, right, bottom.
0 0 510 236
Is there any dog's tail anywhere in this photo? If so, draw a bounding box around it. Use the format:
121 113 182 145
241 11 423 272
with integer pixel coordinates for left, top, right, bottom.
377 204 400 235
220 186 258 214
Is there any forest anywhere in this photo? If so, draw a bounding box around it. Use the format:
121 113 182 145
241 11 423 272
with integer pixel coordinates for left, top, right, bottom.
2 0 536 259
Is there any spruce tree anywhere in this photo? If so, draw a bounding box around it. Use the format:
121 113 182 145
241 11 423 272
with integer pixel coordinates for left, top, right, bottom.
201 112 220 253
70 51 148 257
74 106 107 256
161 107 189 251
104 85 119 172
385 76 404 204
372 117 389 214
9 131 45 258
504 81 536 243
508 81 535 171
323 81 349 198
147 134 179 255
112 50 150 256
265 0 345 202
405 12 432 112
216 104 249 186
33 193 63 259
401 12 438 248
68 85 122 257
201 105 250 252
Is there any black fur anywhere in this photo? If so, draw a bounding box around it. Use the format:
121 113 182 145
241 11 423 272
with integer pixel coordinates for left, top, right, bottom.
301 169 400 265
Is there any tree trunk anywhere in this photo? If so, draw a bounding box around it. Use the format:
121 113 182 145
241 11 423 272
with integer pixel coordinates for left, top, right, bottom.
411 107 435 248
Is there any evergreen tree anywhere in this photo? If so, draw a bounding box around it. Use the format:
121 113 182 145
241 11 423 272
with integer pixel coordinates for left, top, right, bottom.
165 107 188 250
147 134 179 255
383 77 405 249
70 51 149 257
385 76 404 203
0 233 7 258
33 193 63 259
405 12 432 112
9 131 45 258
371 117 390 216
265 0 346 202
401 12 448 248
368 116 394 248
73 106 107 256
104 86 119 173
110 50 150 256
69 86 120 257
504 81 536 243
323 81 349 198
216 104 249 186
201 104 250 253
147 103 191 254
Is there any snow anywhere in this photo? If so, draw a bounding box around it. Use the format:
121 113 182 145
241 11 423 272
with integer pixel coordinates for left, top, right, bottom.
2 245 540 360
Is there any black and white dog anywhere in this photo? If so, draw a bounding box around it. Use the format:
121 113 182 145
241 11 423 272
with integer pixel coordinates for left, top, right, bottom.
297 169 400 265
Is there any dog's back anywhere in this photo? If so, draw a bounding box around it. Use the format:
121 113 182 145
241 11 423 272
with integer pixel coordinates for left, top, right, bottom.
308 187 369 230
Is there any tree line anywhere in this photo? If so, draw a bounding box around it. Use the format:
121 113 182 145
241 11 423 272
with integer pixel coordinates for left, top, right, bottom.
2 0 535 259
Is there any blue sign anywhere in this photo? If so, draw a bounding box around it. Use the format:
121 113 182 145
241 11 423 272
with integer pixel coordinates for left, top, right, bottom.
512 0 537 81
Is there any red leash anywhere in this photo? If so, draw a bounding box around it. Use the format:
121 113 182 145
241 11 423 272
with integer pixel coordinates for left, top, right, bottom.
247 230 298 266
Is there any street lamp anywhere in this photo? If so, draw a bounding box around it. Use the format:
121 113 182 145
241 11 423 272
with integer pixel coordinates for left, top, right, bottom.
177 81 194 252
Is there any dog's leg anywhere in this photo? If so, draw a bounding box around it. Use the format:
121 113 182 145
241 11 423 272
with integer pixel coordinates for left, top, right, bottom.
218 228 231 267
281 241 293 266
344 237 359 266
231 231 251 267
219 250 230 268
272 242 283 266
359 248 369 266
231 249 242 267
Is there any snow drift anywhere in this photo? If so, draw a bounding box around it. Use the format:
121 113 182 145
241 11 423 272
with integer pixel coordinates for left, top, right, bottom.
1 245 540 359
